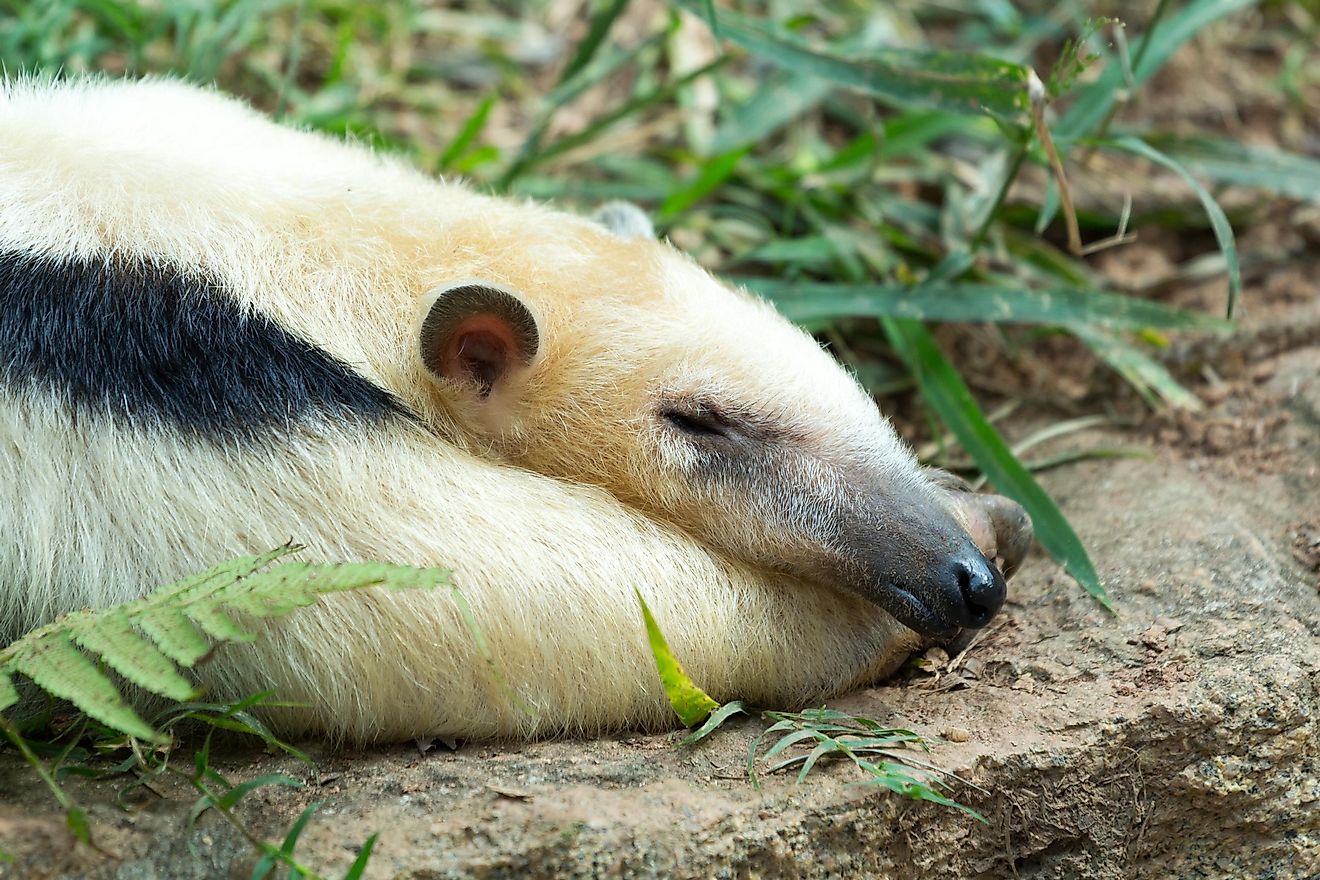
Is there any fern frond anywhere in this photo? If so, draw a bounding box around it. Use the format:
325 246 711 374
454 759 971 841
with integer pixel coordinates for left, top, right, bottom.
0 672 17 714
0 546 450 742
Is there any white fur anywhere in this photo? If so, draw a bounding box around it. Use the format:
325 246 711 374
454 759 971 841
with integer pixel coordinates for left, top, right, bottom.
0 77 922 742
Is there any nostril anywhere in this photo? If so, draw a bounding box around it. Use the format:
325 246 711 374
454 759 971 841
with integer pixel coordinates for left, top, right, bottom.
964 597 993 627
951 554 1006 629
955 563 973 596
957 562 991 625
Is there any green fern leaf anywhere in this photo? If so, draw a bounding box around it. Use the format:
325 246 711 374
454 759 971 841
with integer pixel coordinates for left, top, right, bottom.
135 608 212 666
8 632 158 741
185 605 255 644
0 672 17 713
264 561 451 596
73 618 196 701
158 549 296 609
224 589 316 619
1 548 451 742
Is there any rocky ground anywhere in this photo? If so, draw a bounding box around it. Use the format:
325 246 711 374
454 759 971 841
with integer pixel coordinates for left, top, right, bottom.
1 292 1317 880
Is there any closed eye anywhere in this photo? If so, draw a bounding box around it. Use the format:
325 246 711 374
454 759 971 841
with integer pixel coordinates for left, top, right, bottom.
662 408 730 439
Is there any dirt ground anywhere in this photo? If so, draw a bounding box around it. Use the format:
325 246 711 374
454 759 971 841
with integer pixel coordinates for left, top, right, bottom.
3 9 1319 880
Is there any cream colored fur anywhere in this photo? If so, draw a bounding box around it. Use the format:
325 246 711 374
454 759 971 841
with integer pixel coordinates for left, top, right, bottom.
0 77 925 742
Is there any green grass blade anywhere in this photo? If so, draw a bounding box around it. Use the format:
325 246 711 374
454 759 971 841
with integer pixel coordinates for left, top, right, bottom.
1055 0 1258 142
1109 136 1241 318
699 0 720 40
679 700 747 746
65 805 94 848
342 832 379 880
635 589 718 727
682 2 1031 122
277 799 323 860
547 31 666 110
760 727 820 760
213 774 303 812
499 56 724 187
657 148 747 222
708 26 897 154
851 762 987 821
189 774 302 828
739 236 841 266
497 29 650 190
795 739 839 783
877 110 994 160
709 73 832 154
437 94 496 173
560 0 631 83
249 854 276 880
744 278 1230 332
1144 135 1320 201
1072 324 1202 410
883 318 1111 609
75 0 146 41
765 753 810 773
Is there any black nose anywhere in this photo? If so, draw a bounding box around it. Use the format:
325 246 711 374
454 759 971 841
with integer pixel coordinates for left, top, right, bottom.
941 551 1006 629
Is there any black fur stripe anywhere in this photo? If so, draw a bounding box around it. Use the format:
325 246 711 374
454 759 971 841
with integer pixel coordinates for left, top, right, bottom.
0 250 408 439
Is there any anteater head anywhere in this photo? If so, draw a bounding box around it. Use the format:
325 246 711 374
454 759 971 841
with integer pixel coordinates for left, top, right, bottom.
412 201 1015 637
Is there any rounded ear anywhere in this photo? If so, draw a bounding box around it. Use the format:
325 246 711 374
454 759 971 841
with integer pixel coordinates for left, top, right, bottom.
418 282 541 399
593 201 655 240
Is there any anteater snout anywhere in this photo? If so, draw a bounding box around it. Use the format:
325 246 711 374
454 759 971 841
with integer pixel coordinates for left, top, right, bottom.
936 548 1006 629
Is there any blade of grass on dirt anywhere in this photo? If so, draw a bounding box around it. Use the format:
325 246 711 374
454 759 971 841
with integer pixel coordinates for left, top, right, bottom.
1071 324 1202 411
745 278 1231 332
657 148 748 222
499 30 668 188
883 317 1111 610
1143 135 1320 202
876 110 999 160
498 55 725 188
1108 136 1242 318
677 1 1032 123
708 21 921 156
559 0 632 83
709 72 834 154
437 94 496 173
1054 0 1260 142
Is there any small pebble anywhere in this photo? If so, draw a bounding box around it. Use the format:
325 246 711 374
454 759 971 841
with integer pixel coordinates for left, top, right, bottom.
1201 383 1230 405
1204 423 1235 454
921 647 950 671
1136 623 1169 653
1250 360 1278 383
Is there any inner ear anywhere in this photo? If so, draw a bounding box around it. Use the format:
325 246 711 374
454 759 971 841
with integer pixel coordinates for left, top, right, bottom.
419 283 540 399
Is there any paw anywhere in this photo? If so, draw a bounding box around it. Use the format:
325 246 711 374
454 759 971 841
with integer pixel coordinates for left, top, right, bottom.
926 468 1034 579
